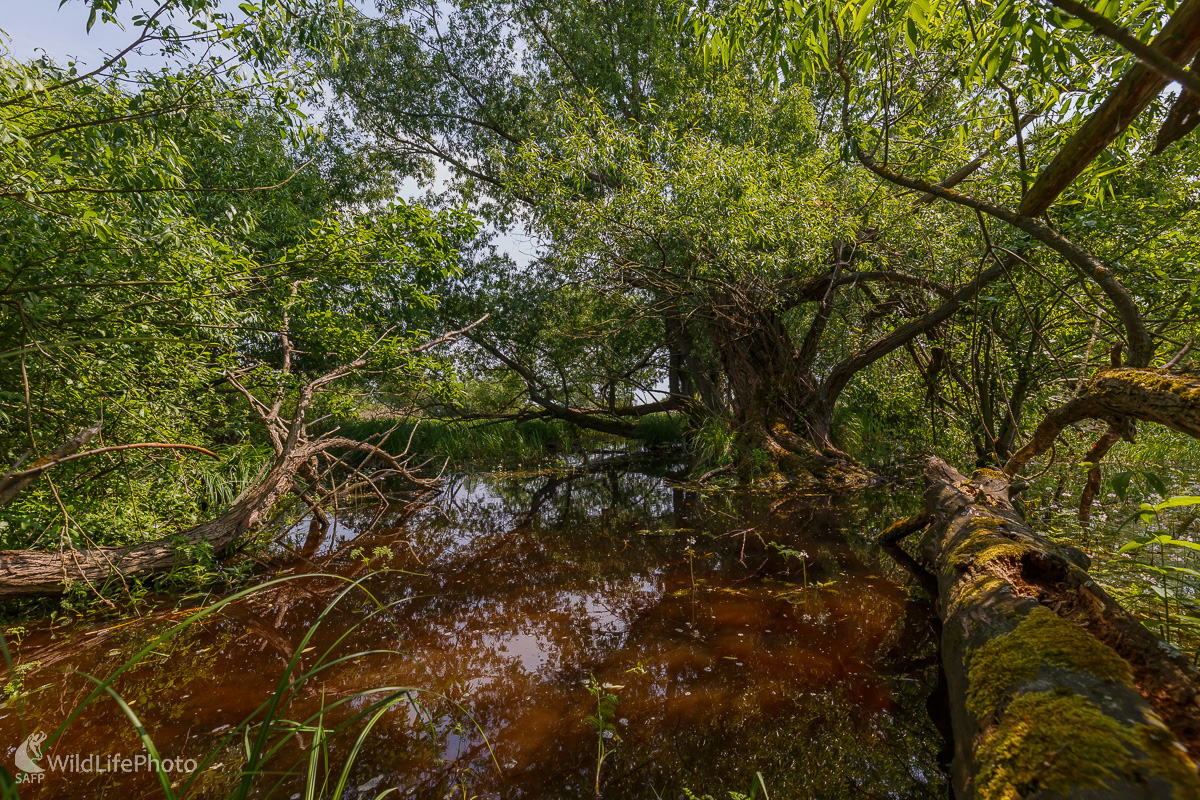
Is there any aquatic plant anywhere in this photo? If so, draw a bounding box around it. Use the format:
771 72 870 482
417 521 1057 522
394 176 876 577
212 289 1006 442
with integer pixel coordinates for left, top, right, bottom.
688 419 735 475
766 542 808 590
584 676 621 798
682 771 772 800
632 414 686 449
0 573 491 799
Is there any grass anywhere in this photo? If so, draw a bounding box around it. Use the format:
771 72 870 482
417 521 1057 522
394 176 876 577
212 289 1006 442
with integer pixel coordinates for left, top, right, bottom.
326 414 687 470
1115 425 1200 471
0 572 489 799
1021 439 1200 658
182 444 276 511
687 418 735 474
631 413 686 449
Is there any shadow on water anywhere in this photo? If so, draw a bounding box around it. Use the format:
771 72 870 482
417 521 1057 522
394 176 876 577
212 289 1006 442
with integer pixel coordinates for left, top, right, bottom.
0 464 949 799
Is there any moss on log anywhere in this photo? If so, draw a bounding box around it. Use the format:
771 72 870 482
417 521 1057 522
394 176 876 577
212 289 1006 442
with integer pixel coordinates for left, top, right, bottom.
902 457 1200 799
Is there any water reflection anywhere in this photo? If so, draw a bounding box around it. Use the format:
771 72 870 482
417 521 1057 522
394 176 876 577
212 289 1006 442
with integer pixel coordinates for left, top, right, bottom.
0 465 946 799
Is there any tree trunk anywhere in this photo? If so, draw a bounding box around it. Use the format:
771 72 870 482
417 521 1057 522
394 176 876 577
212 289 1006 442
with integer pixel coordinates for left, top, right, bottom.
0 318 487 600
0 448 301 598
891 458 1200 800
706 302 870 484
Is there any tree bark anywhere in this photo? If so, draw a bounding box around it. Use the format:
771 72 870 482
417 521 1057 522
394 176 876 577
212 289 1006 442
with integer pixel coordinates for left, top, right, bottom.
1005 368 1200 477
704 299 870 483
891 457 1200 800
1155 51 1200 154
1077 420 1133 525
1019 0 1200 217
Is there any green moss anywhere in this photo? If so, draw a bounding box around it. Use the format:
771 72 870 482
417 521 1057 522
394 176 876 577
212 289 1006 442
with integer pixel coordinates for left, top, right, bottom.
1103 368 1200 402
948 574 1008 617
1136 724 1200 796
967 606 1133 720
944 517 1028 570
977 691 1132 800
977 691 1200 800
971 540 1027 567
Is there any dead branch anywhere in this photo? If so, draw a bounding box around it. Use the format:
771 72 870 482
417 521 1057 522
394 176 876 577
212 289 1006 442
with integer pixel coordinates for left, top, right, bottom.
0 421 102 506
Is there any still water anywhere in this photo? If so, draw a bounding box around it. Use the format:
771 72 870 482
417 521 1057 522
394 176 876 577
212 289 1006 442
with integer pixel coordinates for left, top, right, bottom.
0 463 948 798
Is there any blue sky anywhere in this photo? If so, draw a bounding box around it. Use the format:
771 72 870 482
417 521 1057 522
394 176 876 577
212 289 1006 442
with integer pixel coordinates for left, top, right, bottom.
2 0 540 265
2 1 160 65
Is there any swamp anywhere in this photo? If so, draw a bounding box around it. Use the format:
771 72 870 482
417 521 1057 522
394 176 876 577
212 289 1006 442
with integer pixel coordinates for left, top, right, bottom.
2 0 1200 798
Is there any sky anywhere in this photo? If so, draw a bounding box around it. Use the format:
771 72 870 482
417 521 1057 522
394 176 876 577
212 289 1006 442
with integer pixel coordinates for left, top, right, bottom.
1 0 541 265
2 1 165 66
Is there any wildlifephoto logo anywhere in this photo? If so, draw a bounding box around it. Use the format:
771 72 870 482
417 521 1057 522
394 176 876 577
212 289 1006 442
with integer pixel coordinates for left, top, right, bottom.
12 731 198 784
14 731 46 776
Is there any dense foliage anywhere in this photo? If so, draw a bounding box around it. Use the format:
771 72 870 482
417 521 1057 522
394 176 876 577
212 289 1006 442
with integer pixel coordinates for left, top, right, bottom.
0 2 473 576
2 0 1200 599
4 3 1200 799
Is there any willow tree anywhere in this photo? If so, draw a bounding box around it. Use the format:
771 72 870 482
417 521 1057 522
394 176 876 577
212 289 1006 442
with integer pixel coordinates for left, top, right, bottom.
331 0 1063 481
0 1 478 596
686 0 1200 496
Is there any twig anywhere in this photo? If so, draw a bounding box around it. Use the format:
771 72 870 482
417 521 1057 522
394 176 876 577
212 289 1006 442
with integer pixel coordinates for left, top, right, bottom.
410 314 491 353
1166 337 1196 370
2 442 219 483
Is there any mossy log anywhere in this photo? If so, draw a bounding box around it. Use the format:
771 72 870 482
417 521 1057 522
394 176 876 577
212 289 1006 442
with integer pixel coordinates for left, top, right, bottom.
1005 368 1200 478
901 457 1200 800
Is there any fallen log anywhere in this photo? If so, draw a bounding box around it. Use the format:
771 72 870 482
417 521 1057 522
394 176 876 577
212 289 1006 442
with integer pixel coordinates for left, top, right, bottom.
0 435 426 599
0 314 480 599
889 457 1200 800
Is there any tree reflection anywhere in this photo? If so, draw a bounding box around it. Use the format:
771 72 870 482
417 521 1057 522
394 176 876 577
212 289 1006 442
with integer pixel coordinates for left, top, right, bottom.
0 467 946 799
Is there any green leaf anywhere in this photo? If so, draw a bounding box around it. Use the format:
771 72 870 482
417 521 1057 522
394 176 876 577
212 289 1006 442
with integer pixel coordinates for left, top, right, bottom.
1142 471 1168 498
1154 496 1200 512
852 0 879 31
1110 470 1133 502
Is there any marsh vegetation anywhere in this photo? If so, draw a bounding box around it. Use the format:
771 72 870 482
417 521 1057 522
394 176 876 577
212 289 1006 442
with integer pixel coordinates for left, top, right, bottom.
3 0 1200 796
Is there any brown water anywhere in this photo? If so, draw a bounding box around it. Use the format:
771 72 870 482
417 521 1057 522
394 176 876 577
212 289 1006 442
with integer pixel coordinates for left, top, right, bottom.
0 464 948 799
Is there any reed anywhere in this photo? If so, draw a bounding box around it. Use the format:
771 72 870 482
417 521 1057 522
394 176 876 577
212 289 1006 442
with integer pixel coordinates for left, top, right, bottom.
0 574 491 799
